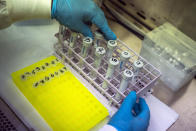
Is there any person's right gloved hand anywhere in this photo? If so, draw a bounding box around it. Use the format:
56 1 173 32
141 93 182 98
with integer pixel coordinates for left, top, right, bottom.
51 0 116 40
109 91 150 131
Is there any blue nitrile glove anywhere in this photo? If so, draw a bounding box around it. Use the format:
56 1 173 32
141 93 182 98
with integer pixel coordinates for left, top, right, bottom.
51 0 116 40
109 91 150 131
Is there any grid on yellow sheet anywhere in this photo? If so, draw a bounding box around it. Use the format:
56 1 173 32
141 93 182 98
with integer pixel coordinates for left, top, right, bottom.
11 56 109 131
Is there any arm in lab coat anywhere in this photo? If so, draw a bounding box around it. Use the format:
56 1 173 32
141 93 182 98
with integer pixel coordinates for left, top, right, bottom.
0 0 51 29
99 125 118 131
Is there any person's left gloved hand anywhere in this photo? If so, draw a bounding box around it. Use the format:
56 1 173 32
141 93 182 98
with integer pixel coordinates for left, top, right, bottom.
51 0 116 40
109 91 150 131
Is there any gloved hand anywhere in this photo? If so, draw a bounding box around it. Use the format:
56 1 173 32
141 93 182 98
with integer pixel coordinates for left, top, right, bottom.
51 0 116 40
109 91 150 131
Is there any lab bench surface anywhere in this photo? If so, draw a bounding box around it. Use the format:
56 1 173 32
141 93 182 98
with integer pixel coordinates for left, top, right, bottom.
0 19 194 131
108 20 196 131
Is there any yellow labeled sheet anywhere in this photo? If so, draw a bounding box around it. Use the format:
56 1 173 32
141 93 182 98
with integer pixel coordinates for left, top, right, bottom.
11 56 108 131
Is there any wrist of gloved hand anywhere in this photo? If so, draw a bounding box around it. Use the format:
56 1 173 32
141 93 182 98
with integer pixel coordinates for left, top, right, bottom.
51 0 57 19
51 0 116 40
108 91 150 131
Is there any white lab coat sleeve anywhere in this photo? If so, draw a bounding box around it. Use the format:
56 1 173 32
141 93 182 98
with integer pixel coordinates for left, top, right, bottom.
0 0 51 29
99 125 118 131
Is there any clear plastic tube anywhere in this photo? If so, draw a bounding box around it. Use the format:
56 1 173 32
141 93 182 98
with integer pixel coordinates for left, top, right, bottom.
115 69 133 101
119 51 131 70
106 40 117 59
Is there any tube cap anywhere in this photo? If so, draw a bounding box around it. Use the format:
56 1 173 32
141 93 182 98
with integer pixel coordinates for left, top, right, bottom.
120 51 131 61
107 40 117 50
94 31 104 39
123 69 133 80
133 60 144 71
83 37 93 47
95 47 106 57
109 57 119 67
71 32 78 37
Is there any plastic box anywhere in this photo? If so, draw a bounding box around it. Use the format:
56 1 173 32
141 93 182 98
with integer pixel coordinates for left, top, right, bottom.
141 22 196 91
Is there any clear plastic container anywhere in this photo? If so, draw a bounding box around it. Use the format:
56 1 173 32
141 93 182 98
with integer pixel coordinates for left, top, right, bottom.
141 22 196 91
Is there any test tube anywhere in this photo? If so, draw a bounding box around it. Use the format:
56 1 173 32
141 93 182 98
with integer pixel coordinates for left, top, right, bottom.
106 57 119 78
102 57 119 89
133 60 144 76
94 47 106 68
58 25 64 45
115 69 133 101
81 37 93 58
92 31 104 56
63 27 70 41
119 51 131 70
106 40 117 59
79 37 93 67
68 31 78 56
94 31 103 46
91 47 106 78
132 60 144 83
